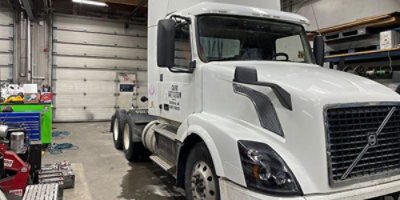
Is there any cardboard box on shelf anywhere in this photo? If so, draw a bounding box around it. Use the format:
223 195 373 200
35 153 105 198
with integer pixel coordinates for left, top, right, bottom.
22 84 38 93
24 93 40 104
380 30 400 49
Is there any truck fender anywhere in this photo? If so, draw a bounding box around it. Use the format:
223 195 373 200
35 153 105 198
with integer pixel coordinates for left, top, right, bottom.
186 124 225 177
176 119 225 187
127 110 157 142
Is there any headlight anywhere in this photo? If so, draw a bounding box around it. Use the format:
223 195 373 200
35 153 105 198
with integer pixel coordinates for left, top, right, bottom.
238 140 302 195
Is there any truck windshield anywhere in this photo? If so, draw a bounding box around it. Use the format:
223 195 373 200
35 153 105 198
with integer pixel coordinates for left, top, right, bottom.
197 15 314 64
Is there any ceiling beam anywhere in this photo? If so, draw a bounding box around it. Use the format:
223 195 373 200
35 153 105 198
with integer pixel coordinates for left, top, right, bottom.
21 0 35 20
129 0 147 19
97 0 147 6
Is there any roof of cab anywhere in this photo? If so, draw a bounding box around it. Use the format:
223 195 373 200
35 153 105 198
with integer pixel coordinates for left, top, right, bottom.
179 2 310 25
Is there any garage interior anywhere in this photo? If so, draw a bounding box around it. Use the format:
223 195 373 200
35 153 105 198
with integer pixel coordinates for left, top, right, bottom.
0 0 400 199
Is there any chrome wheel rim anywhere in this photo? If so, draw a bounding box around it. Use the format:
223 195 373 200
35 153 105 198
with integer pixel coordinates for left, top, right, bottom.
113 119 119 141
123 123 130 150
191 161 216 200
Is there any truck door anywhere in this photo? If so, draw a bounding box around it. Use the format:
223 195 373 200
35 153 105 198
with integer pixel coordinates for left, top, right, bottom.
157 20 198 122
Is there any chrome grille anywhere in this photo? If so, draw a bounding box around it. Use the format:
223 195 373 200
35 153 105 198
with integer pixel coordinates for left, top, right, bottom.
325 103 400 185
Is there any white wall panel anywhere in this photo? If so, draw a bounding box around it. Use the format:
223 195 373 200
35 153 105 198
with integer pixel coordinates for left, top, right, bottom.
0 53 11 65
136 72 147 82
54 30 147 48
0 26 12 39
54 15 147 36
0 40 12 52
53 56 147 70
55 94 116 108
0 66 10 80
53 108 115 121
55 68 117 81
54 80 116 94
0 12 12 25
53 14 148 121
54 43 147 59
0 11 13 81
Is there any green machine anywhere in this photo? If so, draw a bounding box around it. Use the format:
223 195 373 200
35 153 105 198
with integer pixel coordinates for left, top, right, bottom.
0 104 52 144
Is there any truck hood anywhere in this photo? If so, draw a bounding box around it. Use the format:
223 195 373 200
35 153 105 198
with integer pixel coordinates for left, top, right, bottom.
208 61 400 105
200 61 400 195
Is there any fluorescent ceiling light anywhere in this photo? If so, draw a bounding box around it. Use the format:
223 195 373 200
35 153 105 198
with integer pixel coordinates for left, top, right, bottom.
72 0 108 7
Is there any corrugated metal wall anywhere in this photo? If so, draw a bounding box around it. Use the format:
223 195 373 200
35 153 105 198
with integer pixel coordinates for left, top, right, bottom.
52 14 147 121
0 11 13 81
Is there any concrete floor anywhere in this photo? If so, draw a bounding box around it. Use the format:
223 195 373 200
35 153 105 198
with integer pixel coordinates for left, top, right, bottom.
42 122 185 200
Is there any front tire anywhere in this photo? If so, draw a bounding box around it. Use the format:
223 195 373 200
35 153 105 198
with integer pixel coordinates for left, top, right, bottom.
123 115 149 161
113 110 127 150
184 142 220 200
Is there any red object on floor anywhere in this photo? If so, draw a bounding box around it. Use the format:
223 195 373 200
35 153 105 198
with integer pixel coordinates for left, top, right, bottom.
0 143 30 197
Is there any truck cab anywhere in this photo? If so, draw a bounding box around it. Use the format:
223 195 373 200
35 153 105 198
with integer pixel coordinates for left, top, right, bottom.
111 1 400 199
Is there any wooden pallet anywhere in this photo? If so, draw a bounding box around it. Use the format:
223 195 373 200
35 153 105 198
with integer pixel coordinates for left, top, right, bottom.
324 27 369 42
325 47 400 59
320 12 400 34
308 12 400 40
326 45 380 56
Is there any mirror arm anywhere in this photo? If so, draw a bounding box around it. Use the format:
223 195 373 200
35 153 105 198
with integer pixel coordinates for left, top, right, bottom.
170 15 191 24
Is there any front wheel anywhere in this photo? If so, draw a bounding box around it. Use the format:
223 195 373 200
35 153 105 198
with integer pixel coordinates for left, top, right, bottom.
184 142 220 200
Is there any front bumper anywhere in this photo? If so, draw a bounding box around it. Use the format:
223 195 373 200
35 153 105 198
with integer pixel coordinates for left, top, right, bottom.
220 178 400 200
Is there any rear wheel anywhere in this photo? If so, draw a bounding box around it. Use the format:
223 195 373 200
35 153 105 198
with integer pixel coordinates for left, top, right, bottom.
113 110 127 150
110 114 116 132
123 115 149 161
184 142 220 200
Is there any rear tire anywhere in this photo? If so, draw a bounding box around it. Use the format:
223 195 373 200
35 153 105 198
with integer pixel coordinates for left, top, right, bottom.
184 142 220 200
123 115 149 161
113 110 127 150
110 114 116 132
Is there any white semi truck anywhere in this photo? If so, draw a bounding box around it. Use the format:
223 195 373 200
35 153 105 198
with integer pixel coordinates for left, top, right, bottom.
110 0 400 199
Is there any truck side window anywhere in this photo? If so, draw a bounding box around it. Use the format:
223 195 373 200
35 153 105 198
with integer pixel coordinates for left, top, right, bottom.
174 23 191 69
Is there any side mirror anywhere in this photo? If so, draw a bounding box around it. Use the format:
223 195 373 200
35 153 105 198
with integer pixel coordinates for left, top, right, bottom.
157 19 175 68
313 35 325 66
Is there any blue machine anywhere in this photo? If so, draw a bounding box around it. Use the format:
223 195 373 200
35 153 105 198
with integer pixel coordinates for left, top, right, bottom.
0 112 41 141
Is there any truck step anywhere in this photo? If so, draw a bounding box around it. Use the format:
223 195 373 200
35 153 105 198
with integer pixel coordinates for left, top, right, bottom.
150 155 174 173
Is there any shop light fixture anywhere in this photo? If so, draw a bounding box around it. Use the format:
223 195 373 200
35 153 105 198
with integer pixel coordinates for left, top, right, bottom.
72 0 108 7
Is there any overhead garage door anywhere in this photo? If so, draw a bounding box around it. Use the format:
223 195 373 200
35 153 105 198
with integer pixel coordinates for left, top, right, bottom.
0 11 13 81
52 14 148 121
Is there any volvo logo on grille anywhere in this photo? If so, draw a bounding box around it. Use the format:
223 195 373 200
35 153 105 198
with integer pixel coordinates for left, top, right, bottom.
367 132 377 146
